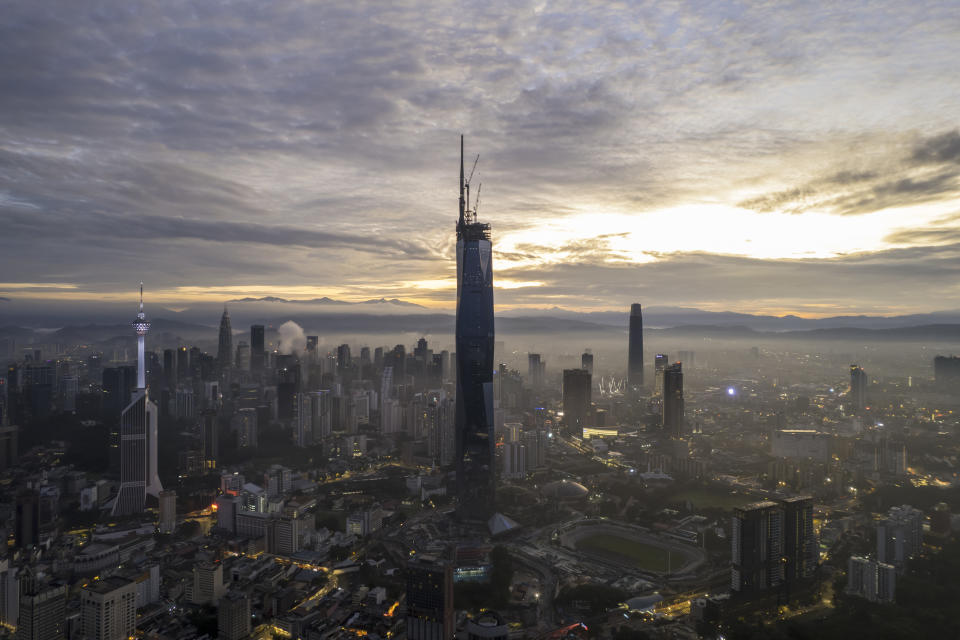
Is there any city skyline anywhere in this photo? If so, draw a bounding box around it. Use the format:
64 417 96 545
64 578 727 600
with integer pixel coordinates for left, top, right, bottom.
2 1 960 318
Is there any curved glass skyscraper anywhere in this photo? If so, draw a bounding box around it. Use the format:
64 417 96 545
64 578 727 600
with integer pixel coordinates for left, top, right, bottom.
454 136 495 521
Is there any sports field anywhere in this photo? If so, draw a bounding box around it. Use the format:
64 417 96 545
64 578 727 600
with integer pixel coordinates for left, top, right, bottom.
664 487 757 510
575 533 681 572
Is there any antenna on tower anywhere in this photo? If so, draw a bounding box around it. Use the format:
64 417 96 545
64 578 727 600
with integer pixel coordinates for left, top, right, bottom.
139 281 144 312
459 135 465 227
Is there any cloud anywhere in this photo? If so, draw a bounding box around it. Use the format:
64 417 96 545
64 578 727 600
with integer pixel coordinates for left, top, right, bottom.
912 130 960 164
1 0 959 313
738 130 960 216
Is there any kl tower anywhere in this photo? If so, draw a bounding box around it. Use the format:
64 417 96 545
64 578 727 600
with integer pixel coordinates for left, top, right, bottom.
113 283 163 515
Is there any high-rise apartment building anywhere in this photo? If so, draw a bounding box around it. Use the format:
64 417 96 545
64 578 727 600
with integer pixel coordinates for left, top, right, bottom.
662 362 684 436
877 504 924 568
628 304 644 389
454 137 495 521
653 354 669 397
847 556 896 603
250 325 265 374
14 490 39 549
191 563 225 605
16 572 65 640
80 577 136 640
934 355 960 391
527 354 544 389
562 368 592 433
781 496 817 584
849 364 867 414
581 352 594 374
501 441 526 480
732 496 817 595
406 555 454 640
158 490 176 534
217 591 252 640
731 501 783 594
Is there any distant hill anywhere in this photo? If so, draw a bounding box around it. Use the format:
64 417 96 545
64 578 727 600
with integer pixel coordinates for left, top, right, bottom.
227 296 424 308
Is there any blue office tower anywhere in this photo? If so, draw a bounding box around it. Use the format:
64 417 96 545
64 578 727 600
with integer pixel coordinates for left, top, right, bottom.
454 136 495 520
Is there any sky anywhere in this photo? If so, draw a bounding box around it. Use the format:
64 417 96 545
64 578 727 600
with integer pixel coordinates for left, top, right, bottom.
1 0 959 318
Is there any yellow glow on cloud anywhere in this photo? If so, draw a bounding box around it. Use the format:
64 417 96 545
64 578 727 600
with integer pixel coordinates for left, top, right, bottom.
0 282 79 290
496 201 955 266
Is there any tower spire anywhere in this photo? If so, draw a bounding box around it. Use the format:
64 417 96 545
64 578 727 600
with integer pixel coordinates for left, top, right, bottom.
139 281 144 312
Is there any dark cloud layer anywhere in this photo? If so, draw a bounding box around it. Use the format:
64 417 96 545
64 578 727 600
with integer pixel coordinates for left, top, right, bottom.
0 0 958 313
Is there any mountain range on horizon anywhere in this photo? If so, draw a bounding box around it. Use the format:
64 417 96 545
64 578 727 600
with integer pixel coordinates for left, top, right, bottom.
4 304 960 346
4 294 960 332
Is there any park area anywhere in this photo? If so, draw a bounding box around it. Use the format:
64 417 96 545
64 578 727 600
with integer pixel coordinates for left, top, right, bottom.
575 533 685 572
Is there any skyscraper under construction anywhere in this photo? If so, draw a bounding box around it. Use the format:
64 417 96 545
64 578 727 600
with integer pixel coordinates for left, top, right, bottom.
454 136 495 521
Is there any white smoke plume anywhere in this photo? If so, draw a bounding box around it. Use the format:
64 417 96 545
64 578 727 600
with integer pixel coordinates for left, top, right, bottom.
277 320 306 355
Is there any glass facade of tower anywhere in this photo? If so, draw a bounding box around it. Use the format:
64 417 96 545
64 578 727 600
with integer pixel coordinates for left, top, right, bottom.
454 142 495 520
628 303 644 388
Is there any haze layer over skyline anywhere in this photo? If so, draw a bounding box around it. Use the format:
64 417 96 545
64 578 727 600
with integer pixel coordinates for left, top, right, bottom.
2 0 959 317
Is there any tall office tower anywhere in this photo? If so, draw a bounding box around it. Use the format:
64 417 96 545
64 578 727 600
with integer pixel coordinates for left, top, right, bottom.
80 578 136 640
389 344 407 380
781 496 817 584
162 348 176 388
628 303 644 389
306 335 319 353
14 490 39 548
250 325 265 373
849 365 867 414
406 555 454 640
934 355 960 391
562 369 592 433
662 362 684 436
276 362 300 422
454 136 496 521
217 306 233 374
102 365 136 421
653 354 669 397
731 501 784 594
113 285 163 516
16 571 66 640
0 424 16 473
235 341 250 371
581 352 594 375
175 346 189 381
158 490 176 534
527 353 543 389
336 344 352 372
200 409 218 469
218 591 252 640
